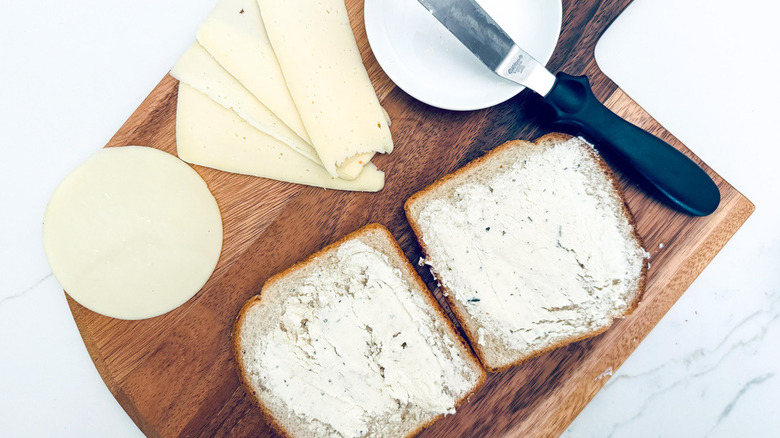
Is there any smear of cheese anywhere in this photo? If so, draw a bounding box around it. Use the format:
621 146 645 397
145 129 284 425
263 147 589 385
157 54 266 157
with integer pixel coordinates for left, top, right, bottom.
171 42 319 164
257 0 392 178
417 139 646 355
197 0 308 142
257 240 474 437
176 83 384 192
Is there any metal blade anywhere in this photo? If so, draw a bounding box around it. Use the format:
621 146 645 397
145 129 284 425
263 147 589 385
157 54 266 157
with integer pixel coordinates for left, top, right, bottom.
418 0 556 96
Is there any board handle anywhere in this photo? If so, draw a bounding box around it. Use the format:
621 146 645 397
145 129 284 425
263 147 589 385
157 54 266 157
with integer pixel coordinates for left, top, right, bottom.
542 73 720 216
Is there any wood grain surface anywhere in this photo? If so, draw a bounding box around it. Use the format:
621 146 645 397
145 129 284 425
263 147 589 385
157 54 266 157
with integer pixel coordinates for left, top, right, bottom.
66 0 754 437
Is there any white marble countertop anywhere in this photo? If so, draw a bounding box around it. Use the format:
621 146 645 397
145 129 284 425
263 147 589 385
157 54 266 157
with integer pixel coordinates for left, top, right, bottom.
1 0 778 436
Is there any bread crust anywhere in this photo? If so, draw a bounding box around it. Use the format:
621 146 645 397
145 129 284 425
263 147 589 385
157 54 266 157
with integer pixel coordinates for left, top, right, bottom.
233 296 294 438
232 223 487 438
404 133 648 372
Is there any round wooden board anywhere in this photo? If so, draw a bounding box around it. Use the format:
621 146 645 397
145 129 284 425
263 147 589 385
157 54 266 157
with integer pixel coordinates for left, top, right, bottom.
67 1 754 436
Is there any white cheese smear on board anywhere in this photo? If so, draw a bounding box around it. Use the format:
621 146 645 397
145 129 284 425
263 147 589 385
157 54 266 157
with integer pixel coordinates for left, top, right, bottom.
417 138 647 355
255 240 475 437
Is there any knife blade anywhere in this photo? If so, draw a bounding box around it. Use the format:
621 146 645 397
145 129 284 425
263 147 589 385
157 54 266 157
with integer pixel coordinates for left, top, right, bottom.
416 0 721 216
417 0 556 96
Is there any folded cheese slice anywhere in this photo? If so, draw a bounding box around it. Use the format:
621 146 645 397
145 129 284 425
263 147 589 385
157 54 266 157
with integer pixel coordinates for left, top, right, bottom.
197 0 308 142
257 0 393 178
171 43 319 165
176 84 384 192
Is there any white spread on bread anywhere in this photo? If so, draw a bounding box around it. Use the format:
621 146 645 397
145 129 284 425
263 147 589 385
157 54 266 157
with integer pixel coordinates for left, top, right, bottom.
254 240 473 437
416 138 646 355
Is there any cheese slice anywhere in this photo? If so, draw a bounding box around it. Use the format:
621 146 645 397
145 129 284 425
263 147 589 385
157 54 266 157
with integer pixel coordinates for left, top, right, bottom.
176 84 384 192
257 0 393 178
338 152 375 180
197 0 308 142
171 43 320 164
43 146 223 320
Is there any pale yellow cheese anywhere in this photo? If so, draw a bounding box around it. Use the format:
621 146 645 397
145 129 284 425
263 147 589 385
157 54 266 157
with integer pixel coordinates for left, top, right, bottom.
176 84 384 192
196 0 309 142
171 43 319 164
43 146 223 320
257 0 393 178
338 152 375 180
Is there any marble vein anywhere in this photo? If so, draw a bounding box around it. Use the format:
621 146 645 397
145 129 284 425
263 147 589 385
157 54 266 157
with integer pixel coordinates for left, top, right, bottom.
0 273 53 305
607 291 780 384
705 373 776 436
601 295 779 438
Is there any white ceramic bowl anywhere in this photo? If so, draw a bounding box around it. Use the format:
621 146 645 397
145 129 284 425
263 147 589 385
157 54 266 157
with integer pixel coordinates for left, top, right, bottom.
364 0 563 111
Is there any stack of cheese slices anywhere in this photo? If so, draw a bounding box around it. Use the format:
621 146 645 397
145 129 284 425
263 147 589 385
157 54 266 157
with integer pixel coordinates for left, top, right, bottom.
172 0 392 191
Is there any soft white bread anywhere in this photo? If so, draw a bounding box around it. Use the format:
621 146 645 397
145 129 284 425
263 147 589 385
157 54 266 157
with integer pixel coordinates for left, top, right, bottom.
233 224 485 438
405 134 648 372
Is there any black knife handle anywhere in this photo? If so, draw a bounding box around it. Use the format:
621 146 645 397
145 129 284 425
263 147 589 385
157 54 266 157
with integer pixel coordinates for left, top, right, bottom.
541 72 720 216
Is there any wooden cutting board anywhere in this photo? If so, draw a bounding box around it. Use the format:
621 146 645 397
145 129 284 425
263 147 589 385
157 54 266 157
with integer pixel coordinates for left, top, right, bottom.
66 0 754 436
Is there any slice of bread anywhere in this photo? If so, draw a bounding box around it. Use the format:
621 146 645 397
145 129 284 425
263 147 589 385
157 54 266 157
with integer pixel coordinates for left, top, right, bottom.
233 224 486 438
405 134 648 372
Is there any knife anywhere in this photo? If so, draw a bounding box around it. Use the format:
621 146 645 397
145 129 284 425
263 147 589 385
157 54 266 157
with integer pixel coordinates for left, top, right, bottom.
417 0 720 216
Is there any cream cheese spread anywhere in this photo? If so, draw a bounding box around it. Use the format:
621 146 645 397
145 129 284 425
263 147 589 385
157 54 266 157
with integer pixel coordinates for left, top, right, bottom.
255 240 475 437
417 138 646 356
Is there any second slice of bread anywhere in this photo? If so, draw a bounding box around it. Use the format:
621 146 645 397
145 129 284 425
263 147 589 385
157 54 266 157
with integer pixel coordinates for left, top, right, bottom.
405 134 648 372
234 224 485 438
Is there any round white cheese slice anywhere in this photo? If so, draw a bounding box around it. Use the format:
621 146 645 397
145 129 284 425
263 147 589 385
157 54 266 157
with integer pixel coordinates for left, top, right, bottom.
43 146 223 320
